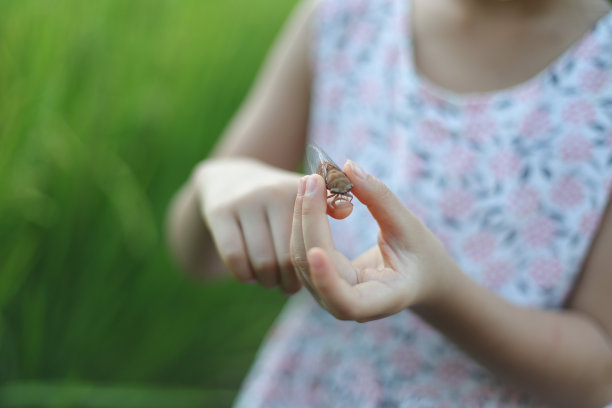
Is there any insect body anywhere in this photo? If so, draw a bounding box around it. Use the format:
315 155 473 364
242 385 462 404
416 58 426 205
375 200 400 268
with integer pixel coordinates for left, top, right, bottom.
306 144 354 207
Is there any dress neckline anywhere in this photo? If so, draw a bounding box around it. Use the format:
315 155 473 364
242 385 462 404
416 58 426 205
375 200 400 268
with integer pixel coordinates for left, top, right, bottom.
398 0 612 105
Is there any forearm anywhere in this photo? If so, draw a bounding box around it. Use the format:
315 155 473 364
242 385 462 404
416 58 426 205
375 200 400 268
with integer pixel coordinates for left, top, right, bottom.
291 161 612 404
166 169 226 279
414 265 612 407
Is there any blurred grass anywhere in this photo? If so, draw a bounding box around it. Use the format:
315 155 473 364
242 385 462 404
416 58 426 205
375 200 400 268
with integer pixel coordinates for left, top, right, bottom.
0 383 235 408
0 0 296 406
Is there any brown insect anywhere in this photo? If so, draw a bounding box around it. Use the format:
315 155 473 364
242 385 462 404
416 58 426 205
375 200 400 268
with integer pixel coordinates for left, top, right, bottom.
306 144 354 207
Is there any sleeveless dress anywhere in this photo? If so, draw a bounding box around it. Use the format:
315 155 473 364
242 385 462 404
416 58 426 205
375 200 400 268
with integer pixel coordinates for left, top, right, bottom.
234 0 612 406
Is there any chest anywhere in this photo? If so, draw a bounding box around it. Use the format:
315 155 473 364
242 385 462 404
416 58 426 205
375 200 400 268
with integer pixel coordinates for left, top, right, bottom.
310 0 612 308
410 0 611 94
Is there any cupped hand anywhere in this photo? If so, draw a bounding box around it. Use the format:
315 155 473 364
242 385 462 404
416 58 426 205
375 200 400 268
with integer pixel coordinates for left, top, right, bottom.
194 157 353 294
290 160 456 321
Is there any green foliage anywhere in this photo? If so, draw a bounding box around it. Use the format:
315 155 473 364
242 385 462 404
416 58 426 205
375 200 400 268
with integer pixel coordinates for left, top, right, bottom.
0 0 295 405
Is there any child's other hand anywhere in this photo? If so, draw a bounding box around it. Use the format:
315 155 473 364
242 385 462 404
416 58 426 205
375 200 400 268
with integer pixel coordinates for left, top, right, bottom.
195 158 352 294
290 161 457 321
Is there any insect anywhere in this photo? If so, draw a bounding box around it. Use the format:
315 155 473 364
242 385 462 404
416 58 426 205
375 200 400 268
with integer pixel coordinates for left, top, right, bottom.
306 144 354 207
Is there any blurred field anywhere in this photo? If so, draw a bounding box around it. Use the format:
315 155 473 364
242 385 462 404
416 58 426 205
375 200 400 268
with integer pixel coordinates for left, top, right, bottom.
0 0 296 406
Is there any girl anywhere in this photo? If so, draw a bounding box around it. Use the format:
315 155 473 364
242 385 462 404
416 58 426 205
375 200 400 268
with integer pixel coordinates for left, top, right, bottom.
168 0 612 406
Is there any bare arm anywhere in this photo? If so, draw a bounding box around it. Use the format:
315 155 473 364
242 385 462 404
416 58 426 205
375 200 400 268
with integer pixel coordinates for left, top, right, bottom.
412 199 612 407
166 0 319 279
292 163 612 407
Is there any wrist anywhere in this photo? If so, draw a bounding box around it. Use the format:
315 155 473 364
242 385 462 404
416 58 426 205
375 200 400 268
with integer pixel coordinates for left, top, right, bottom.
413 255 471 314
193 156 258 180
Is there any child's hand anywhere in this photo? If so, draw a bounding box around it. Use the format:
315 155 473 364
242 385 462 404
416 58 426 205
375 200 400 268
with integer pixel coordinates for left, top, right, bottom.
195 157 353 293
291 161 457 321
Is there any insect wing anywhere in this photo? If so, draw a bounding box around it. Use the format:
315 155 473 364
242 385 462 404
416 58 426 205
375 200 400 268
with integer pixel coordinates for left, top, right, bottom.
306 144 341 179
305 144 324 176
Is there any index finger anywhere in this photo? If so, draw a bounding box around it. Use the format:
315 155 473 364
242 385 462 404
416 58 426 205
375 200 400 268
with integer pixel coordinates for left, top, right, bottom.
343 160 416 241
301 175 335 252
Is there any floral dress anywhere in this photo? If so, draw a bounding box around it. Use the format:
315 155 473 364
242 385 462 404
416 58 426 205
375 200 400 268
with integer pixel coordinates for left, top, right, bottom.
234 0 612 406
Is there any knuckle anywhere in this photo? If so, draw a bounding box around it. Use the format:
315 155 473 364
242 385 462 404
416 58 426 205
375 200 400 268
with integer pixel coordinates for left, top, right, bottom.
241 189 261 205
208 193 261 219
243 187 274 207
299 202 316 217
251 257 277 273
336 303 358 321
331 309 352 321
269 182 293 199
255 273 279 288
376 183 395 203
222 244 244 264
259 280 279 289
251 258 279 288
204 205 230 223
326 301 354 321
279 256 295 273
281 276 301 294
229 268 253 283
222 244 240 261
223 250 250 281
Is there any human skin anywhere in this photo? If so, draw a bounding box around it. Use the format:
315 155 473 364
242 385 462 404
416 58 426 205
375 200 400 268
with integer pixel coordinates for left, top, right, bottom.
167 0 612 404
291 163 612 407
166 0 321 291
168 0 611 285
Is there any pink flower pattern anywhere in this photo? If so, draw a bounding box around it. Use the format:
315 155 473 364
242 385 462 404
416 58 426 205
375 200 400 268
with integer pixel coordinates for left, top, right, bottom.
580 67 610 93
520 108 551 140
575 35 600 59
562 99 597 124
522 215 557 247
558 133 593 162
445 145 476 175
491 147 521 179
529 258 564 288
551 176 586 209
419 119 450 146
435 359 470 387
580 210 602 237
463 232 498 262
508 186 541 217
440 188 474 220
400 149 425 181
235 1 612 407
482 259 514 289
465 113 497 144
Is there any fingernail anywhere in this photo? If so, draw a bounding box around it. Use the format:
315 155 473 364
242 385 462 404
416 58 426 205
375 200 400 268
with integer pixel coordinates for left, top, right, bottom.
305 175 317 195
298 176 307 196
308 249 324 272
348 160 366 181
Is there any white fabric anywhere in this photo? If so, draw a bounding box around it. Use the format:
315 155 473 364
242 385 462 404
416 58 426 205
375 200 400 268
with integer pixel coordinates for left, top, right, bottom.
234 1 612 406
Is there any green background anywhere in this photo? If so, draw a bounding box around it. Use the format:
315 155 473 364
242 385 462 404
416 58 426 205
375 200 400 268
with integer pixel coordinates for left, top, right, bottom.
0 0 297 406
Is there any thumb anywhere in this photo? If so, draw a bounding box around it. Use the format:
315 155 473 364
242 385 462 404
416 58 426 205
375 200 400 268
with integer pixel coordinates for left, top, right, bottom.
344 160 419 241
